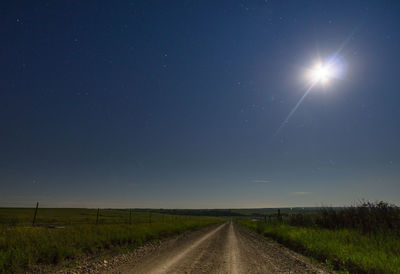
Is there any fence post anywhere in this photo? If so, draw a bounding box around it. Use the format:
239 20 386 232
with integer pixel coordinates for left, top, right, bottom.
264 215 267 223
129 209 132 225
32 202 39 226
278 209 281 221
96 208 100 225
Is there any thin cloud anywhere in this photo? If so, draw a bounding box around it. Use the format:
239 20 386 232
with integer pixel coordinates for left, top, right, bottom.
291 192 311 195
251 179 271 184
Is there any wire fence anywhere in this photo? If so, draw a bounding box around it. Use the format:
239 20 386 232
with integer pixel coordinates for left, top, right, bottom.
0 202 195 227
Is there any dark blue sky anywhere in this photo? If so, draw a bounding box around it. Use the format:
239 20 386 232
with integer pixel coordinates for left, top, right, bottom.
1 1 399 208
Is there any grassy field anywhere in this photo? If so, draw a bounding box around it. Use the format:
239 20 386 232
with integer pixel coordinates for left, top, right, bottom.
237 202 400 273
0 208 224 272
0 207 190 226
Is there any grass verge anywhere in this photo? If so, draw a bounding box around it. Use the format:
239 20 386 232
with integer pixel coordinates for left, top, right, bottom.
0 217 224 272
237 219 400 273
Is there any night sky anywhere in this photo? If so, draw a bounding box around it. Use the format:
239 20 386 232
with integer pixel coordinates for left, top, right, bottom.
1 1 399 208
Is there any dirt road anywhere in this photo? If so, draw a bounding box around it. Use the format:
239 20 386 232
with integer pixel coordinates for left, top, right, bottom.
107 221 329 273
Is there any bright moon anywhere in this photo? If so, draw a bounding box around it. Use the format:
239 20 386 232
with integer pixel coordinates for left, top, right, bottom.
310 63 333 84
307 56 347 85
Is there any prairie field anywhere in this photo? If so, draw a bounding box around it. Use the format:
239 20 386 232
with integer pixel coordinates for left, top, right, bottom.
0 208 224 272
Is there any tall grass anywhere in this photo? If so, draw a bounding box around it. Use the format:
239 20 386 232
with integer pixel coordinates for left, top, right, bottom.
0 216 224 272
238 220 400 273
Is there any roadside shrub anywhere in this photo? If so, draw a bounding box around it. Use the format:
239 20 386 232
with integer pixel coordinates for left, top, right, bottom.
287 213 314 227
315 201 400 233
285 201 400 234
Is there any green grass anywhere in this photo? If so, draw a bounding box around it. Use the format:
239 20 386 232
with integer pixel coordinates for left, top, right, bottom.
237 219 400 273
0 209 224 273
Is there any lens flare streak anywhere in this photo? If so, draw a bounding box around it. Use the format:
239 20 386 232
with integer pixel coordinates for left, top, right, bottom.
274 82 316 137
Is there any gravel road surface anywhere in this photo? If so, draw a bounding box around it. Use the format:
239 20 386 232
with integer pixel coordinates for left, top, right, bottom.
104 221 330 274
